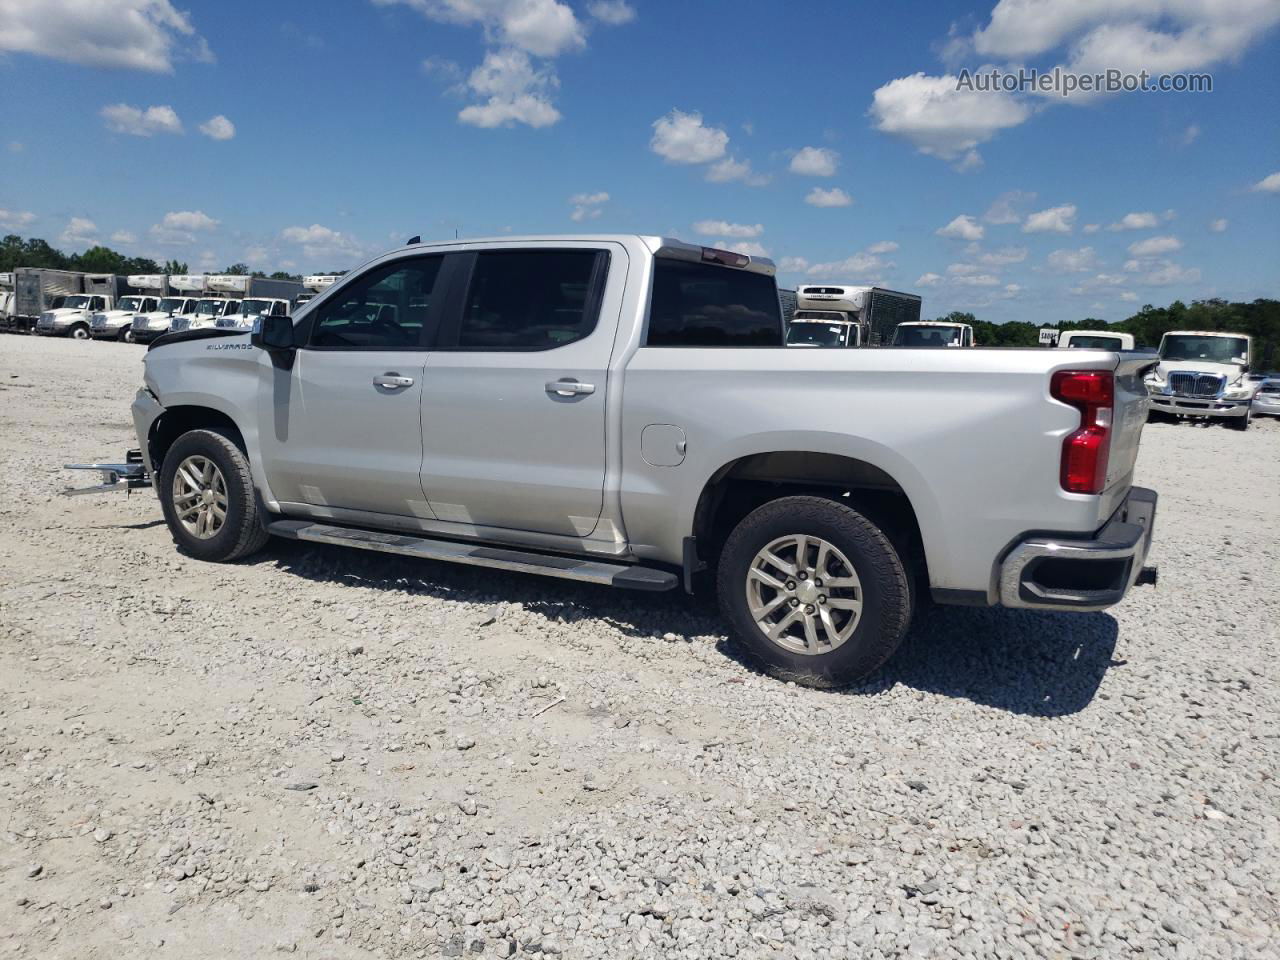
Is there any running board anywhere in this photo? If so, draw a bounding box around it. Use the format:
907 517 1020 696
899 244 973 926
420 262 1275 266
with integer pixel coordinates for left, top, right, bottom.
267 520 678 592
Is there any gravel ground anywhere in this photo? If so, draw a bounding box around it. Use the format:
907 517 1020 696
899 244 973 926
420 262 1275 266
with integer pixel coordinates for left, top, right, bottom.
1 334 1277 960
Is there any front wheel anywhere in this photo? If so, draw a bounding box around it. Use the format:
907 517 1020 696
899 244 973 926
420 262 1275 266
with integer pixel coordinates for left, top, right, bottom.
69 322 91 340
1229 407 1251 431
118 325 134 342
158 428 270 562
717 495 913 687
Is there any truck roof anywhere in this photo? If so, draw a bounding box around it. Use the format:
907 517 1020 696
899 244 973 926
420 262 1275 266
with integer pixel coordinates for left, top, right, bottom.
1162 330 1250 338
378 235 777 276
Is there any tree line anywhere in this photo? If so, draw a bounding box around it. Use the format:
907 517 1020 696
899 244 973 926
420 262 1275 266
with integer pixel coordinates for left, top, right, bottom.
0 234 303 282
937 298 1279 370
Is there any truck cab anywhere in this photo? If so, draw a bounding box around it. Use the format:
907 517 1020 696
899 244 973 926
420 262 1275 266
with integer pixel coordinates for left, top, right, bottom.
216 297 292 332
173 298 243 333
891 321 974 347
1146 330 1256 429
786 311 863 348
91 296 161 341
131 296 200 343
1058 330 1136 351
36 293 114 339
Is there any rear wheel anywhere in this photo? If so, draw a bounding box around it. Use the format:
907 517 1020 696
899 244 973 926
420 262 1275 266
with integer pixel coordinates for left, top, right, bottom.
158 428 270 562
717 495 913 688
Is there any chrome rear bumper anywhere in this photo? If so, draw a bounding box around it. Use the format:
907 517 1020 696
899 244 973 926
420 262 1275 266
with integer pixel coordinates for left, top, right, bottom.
999 486 1157 611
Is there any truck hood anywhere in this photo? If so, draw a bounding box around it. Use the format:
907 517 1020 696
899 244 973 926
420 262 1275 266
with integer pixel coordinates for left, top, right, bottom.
1152 358 1245 382
46 307 90 318
97 309 136 319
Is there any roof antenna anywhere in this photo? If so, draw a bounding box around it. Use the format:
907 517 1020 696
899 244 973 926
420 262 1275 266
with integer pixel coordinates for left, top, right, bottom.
406 235 421 245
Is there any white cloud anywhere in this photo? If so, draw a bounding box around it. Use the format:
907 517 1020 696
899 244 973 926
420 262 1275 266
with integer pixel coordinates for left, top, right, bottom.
1131 260 1202 286
916 272 943 286
952 273 1001 287
693 220 763 238
972 1 1280 75
975 245 1026 266
281 223 363 261
7 141 23 153
789 146 838 177
869 71 1031 163
867 241 899 254
1181 124 1200 146
805 245 894 280
983 190 1035 224
705 156 769 186
778 256 809 273
650 109 728 165
569 191 608 222
59 217 97 247
376 0 584 57
1082 223 1100 234
100 103 182 136
0 208 36 229
149 209 219 244
1047 246 1101 273
1119 291 1139 302
805 187 853 208
458 48 561 128
110 230 136 245
1128 234 1181 257
1023 204 1076 234
1209 218 1228 233
936 214 984 241
946 263 982 276
198 114 235 140
1107 211 1159 231
587 1 635 25
1252 171 1280 193
0 0 207 72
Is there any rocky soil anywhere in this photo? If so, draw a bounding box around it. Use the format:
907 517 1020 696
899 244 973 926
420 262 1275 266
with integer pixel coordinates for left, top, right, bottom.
1 334 1277 959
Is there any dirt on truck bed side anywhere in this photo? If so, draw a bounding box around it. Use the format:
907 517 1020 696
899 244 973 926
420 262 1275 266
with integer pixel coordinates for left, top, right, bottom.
2 335 1278 960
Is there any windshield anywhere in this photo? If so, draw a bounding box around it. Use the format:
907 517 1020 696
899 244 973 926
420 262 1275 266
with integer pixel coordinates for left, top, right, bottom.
1160 334 1248 363
787 322 848 347
794 310 847 321
1067 335 1123 350
158 298 186 313
61 295 91 309
893 325 962 347
118 297 142 312
196 299 227 315
240 299 273 316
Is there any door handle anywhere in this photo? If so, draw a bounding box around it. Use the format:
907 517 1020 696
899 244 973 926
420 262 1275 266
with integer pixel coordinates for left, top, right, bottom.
374 374 414 388
545 379 595 397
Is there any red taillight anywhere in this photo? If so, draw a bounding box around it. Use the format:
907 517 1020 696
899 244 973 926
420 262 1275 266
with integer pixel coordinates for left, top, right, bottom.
1051 370 1113 495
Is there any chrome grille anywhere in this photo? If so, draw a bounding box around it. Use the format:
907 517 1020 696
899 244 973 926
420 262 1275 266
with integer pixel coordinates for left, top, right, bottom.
1168 371 1224 398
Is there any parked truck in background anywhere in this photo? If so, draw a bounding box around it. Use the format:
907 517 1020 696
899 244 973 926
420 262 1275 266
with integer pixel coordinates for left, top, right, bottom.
891 320 975 347
1057 330 1136 351
793 284 922 347
294 274 342 308
209 276 307 331
130 293 201 343
1146 330 1258 430
0 272 14 329
11 268 83 334
104 234 1158 688
91 275 170 341
36 274 130 339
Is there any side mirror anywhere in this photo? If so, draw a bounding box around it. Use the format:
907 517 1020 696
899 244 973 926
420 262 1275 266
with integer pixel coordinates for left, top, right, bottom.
252 314 295 351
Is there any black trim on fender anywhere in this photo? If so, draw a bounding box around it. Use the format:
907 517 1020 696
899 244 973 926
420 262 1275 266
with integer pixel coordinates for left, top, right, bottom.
930 588 990 607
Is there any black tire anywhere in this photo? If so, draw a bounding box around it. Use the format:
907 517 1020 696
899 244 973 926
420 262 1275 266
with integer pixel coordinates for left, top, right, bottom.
1228 407 1251 431
716 495 913 688
158 428 271 562
68 322 91 340
117 325 132 342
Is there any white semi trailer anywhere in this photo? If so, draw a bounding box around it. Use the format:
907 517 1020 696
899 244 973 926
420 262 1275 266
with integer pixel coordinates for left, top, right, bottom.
790 284 922 347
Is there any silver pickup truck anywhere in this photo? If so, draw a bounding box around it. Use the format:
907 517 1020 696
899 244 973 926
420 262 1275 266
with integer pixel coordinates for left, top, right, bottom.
89 235 1158 686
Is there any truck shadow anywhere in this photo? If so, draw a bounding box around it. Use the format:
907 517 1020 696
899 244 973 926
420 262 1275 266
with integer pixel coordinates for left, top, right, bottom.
265 541 1119 718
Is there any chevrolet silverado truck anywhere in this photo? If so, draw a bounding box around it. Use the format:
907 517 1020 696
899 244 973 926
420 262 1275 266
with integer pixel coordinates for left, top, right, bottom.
77 236 1159 686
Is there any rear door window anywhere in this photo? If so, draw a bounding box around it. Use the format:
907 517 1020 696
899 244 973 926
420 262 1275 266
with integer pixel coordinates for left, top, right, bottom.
646 259 782 346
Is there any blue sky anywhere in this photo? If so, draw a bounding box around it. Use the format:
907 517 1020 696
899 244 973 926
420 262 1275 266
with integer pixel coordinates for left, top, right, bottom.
1 0 1278 324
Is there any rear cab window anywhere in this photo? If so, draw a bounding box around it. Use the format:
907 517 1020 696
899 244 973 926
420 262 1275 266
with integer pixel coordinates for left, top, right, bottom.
645 258 782 347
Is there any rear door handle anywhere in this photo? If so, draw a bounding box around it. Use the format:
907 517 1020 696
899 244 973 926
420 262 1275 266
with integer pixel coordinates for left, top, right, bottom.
545 379 595 397
374 374 414 389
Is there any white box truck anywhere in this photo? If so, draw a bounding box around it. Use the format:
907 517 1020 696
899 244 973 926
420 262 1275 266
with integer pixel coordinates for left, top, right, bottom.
91 274 170 341
791 284 922 347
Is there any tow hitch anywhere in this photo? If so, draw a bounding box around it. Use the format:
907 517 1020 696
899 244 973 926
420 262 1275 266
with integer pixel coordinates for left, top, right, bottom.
64 449 151 496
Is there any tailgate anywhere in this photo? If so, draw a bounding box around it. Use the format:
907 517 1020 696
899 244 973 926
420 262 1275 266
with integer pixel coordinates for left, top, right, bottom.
1106 353 1157 490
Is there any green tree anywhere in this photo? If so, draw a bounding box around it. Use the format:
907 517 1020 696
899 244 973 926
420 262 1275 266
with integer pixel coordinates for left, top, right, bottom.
221 262 250 275
162 258 189 274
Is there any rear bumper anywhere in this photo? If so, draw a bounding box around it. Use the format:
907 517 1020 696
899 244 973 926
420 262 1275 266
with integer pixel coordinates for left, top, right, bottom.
999 486 1157 611
1151 395 1249 418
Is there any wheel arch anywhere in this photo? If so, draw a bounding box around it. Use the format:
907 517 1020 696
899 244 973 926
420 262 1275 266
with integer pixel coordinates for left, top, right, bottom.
148 405 246 479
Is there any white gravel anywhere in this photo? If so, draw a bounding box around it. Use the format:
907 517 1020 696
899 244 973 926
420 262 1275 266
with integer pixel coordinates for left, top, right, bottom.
1 334 1278 959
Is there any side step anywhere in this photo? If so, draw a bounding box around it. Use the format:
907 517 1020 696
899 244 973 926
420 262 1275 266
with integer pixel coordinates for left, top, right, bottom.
267 520 678 592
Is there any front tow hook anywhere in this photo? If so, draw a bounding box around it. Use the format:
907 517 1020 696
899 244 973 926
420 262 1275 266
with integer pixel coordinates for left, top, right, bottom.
1135 565 1159 587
